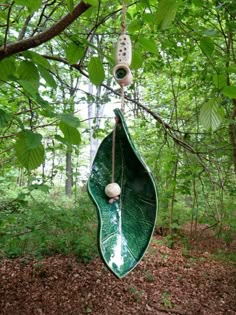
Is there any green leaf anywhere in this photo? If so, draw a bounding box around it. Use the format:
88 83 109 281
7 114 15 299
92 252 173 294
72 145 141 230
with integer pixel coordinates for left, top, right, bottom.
66 0 74 11
65 42 84 64
0 57 16 81
22 51 50 69
213 74 227 90
84 0 98 6
131 51 143 70
59 122 81 145
88 57 105 86
156 0 180 30
0 109 12 128
18 61 39 82
55 134 70 145
200 98 224 131
58 113 80 128
222 86 236 98
226 66 236 73
200 37 214 57
127 19 142 33
143 13 156 25
15 131 45 170
17 61 40 95
14 0 42 12
88 108 157 278
28 184 50 193
138 38 157 54
38 65 56 88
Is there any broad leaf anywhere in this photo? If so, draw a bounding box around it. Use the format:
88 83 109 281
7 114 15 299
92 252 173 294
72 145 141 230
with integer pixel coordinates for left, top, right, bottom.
55 134 70 146
222 86 236 98
59 122 81 145
227 66 236 73
18 61 39 82
200 99 224 131
0 109 12 128
139 38 157 54
127 19 142 33
14 0 42 12
58 113 80 128
17 61 40 96
131 51 143 70
88 57 105 86
84 0 98 6
15 131 45 170
88 108 157 278
22 51 50 69
143 13 156 25
38 65 56 88
0 57 16 81
200 37 214 57
213 74 227 90
66 42 84 64
66 0 74 11
156 0 181 30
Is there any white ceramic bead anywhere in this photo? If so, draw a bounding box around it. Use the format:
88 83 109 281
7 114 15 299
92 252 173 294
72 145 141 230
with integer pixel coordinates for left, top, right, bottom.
105 183 121 198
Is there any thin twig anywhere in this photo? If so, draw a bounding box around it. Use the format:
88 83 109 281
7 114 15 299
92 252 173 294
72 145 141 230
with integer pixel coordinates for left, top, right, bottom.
4 1 13 52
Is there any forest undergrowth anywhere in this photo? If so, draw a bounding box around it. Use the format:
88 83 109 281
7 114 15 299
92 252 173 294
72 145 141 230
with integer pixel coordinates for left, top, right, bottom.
0 188 236 314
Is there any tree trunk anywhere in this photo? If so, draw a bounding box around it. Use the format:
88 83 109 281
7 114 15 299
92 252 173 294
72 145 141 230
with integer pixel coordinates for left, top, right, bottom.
50 140 56 185
229 99 236 173
65 148 73 196
169 159 178 236
88 83 99 168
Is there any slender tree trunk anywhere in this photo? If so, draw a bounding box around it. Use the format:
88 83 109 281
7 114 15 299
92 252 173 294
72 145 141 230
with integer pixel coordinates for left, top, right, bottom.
42 162 45 184
229 100 236 173
88 83 98 168
65 147 73 196
50 140 55 185
190 178 198 236
169 159 178 236
193 178 198 234
17 168 24 186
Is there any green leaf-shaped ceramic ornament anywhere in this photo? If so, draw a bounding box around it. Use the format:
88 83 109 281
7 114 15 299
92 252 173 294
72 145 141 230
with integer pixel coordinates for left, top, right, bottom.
88 109 158 278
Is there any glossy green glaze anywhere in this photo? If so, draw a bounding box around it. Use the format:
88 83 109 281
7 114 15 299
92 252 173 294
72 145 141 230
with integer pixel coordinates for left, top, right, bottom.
88 108 158 278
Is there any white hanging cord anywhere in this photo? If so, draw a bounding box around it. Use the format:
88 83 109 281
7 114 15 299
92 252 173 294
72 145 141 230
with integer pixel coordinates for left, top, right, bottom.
111 120 117 183
121 1 127 34
120 84 125 113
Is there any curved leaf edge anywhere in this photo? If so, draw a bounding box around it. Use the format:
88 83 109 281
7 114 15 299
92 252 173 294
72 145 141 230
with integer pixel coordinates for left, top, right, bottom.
88 108 158 278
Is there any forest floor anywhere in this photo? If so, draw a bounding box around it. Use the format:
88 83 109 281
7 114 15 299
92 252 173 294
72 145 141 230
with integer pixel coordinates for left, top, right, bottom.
0 226 236 315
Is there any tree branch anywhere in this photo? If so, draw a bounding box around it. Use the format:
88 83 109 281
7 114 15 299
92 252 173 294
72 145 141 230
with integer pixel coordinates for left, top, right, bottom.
4 1 13 52
0 1 91 61
18 14 33 40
